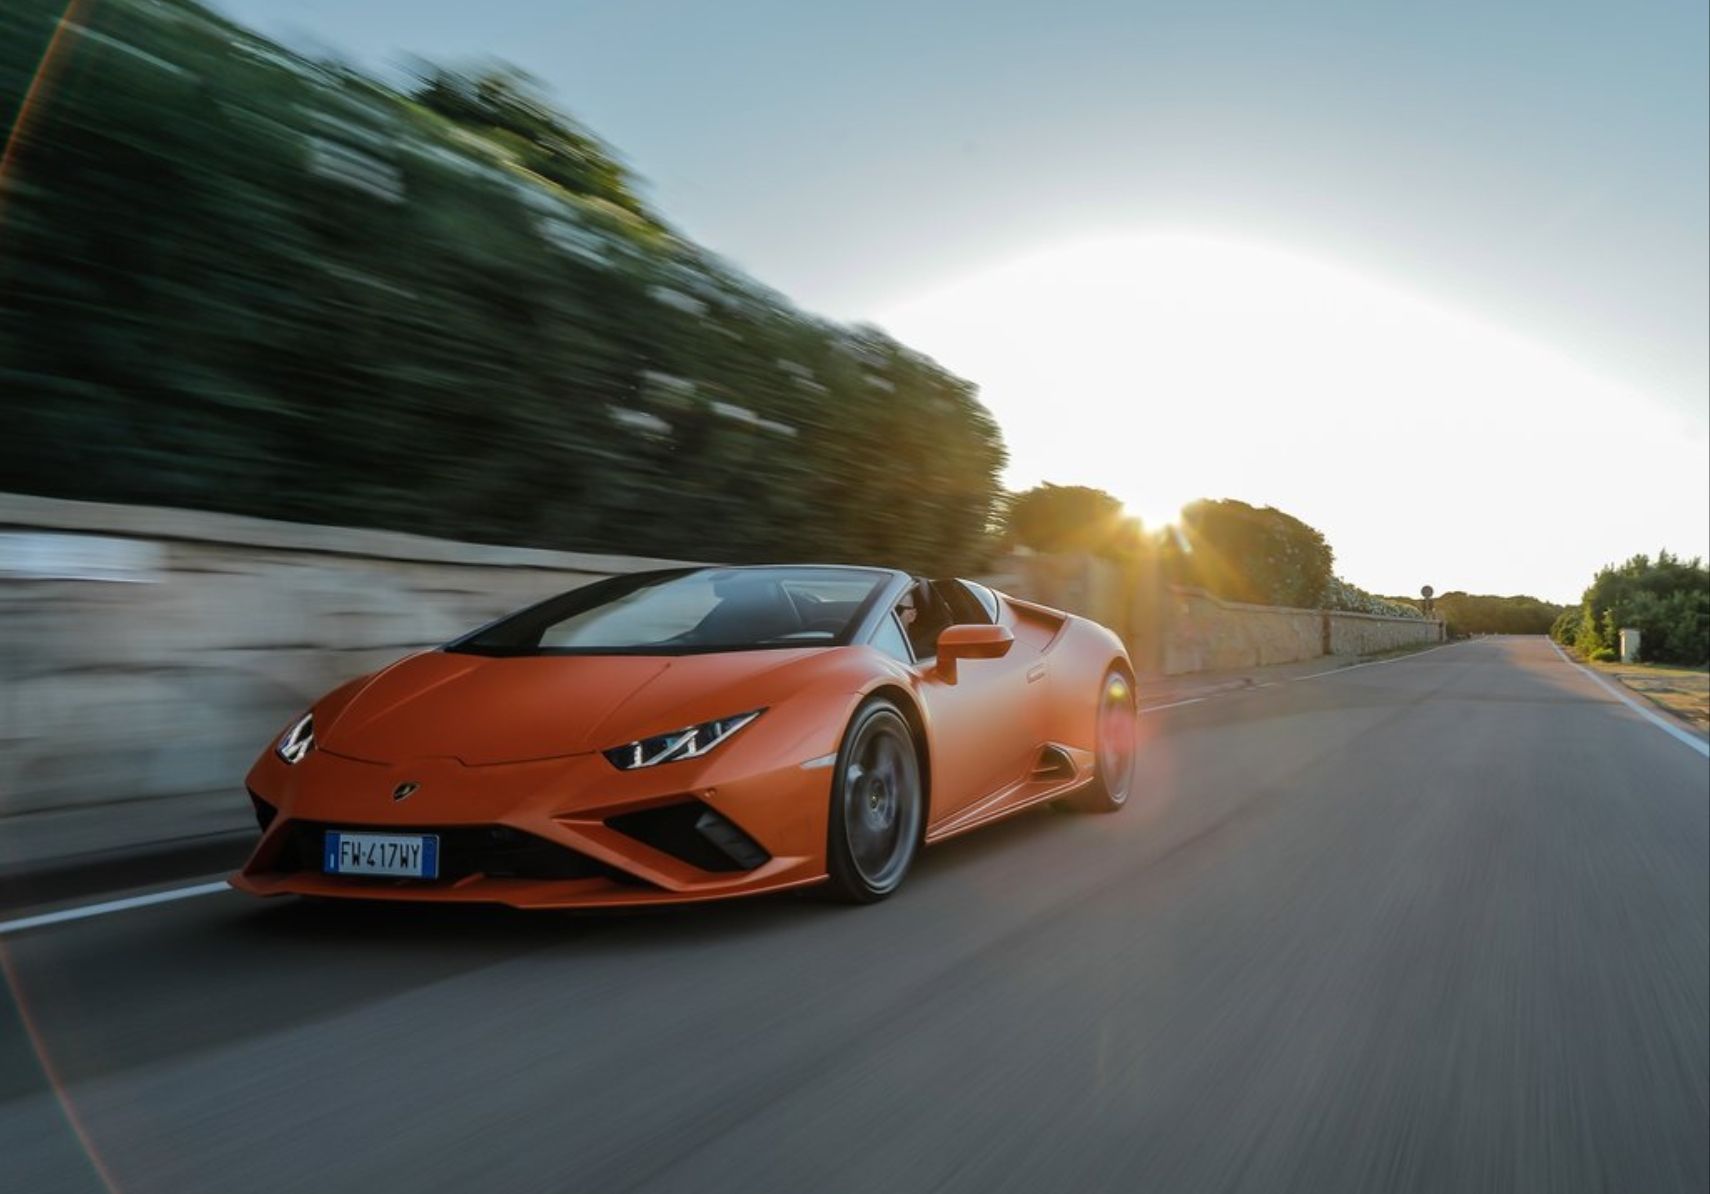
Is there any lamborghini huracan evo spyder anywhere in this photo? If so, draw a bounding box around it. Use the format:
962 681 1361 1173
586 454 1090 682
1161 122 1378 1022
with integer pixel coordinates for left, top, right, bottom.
232 565 1138 907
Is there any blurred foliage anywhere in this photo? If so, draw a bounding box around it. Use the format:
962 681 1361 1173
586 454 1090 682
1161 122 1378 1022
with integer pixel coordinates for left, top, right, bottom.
1385 591 1564 636
1166 498 1334 609
1001 483 1142 558
407 62 655 227
0 0 1006 574
1552 552 1710 665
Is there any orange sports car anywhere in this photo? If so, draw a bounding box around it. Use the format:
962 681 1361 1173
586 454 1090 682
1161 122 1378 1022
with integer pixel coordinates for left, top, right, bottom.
232 566 1136 907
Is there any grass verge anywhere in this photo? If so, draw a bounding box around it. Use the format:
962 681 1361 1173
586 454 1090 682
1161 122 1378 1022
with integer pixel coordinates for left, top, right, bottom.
1587 660 1710 732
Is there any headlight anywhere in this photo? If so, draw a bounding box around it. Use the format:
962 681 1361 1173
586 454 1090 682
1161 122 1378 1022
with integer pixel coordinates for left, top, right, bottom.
276 712 314 765
603 709 763 770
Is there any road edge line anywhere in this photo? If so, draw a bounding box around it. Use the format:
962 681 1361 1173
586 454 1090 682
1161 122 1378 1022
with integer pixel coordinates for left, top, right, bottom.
1548 640 1709 759
1287 640 1456 681
0 880 232 936
1138 641 1457 713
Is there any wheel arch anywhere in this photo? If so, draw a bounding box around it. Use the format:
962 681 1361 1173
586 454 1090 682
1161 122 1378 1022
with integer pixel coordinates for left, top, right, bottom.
1107 653 1136 689
862 682 932 830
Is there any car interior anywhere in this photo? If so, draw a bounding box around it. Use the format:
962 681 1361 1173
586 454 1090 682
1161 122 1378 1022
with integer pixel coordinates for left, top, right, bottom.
897 579 996 660
689 575 865 644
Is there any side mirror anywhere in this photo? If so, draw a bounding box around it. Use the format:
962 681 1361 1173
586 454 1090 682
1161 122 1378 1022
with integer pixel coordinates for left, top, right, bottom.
936 624 1014 683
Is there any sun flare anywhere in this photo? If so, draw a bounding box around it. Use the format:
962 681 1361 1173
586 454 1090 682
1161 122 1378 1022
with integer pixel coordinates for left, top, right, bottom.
878 232 1706 600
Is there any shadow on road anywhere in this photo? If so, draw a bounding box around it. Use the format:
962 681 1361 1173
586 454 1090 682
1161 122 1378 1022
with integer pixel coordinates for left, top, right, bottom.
2 803 1077 1101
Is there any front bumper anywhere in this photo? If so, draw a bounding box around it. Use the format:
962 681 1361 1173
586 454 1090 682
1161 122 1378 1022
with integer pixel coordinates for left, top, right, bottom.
234 740 834 909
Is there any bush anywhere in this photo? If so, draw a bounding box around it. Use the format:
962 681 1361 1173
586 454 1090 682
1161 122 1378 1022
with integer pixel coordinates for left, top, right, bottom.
1561 552 1710 666
1322 577 1423 618
1589 647 1617 663
1573 607 1607 656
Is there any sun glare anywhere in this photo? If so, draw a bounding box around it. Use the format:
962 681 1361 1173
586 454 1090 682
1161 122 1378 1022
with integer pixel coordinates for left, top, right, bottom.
878 232 1706 600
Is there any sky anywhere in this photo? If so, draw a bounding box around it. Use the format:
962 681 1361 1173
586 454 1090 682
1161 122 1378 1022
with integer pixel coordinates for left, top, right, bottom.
218 0 1708 602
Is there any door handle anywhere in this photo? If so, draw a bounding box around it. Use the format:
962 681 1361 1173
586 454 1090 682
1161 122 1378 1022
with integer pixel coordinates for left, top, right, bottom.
1026 663 1046 683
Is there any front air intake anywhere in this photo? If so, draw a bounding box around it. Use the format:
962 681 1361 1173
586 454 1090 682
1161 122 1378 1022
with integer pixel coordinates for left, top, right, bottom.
249 789 278 832
607 802 770 872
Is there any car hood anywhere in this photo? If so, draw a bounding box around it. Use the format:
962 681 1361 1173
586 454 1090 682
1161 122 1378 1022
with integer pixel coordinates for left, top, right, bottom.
317 648 829 766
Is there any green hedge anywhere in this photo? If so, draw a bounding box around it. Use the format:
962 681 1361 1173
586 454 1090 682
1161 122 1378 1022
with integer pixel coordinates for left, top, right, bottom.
1 0 1005 574
1553 552 1710 665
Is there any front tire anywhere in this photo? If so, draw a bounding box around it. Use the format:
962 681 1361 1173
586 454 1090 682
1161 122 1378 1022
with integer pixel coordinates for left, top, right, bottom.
1069 667 1136 813
825 698 923 903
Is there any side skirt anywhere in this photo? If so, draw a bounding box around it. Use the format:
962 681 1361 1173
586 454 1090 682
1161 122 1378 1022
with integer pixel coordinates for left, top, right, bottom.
924 762 1096 844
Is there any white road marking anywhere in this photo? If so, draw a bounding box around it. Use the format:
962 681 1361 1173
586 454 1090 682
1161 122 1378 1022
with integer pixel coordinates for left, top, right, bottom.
1288 641 1455 680
1140 641 1455 713
1548 640 1709 759
0 880 231 937
1139 696 1206 714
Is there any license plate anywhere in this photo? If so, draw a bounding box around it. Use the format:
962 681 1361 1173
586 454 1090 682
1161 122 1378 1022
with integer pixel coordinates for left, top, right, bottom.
323 831 439 878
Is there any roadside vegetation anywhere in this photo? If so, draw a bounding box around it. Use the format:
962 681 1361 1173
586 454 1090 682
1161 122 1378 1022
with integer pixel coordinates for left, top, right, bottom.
1582 659 1710 732
0 0 1433 606
1 0 1004 574
2 0 1593 625
1549 552 1709 666
1381 592 1565 638
1000 488 1424 617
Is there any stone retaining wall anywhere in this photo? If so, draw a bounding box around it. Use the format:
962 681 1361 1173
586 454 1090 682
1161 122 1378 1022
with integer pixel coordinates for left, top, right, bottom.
1161 586 1442 675
1161 588 1328 674
979 561 1444 677
976 553 1131 641
0 494 1442 820
0 493 683 816
1325 606 1447 657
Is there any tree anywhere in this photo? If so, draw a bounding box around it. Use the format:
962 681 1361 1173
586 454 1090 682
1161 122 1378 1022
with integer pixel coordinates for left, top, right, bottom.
1001 484 1140 557
409 62 656 226
1409 592 1565 636
1168 499 1333 608
1563 551 1709 665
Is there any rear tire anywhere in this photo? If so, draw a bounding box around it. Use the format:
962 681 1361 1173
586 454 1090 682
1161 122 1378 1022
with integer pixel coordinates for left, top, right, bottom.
825 698 923 903
1069 667 1136 813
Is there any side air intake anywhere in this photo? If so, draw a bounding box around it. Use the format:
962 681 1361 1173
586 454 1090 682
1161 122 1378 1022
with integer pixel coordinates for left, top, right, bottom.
1030 745 1077 781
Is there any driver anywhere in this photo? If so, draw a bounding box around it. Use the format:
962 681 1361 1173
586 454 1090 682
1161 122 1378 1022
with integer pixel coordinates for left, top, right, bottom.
897 588 919 630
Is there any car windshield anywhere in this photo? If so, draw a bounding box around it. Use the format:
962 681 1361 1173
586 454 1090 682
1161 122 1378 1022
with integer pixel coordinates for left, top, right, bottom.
448 567 889 655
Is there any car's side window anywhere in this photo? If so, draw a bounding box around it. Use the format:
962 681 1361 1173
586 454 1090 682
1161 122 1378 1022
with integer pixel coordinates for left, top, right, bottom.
959 580 1001 623
935 579 996 626
869 613 914 664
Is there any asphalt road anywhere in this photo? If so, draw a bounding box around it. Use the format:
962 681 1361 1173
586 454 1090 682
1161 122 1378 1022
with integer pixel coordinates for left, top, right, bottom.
3 637 1706 1194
